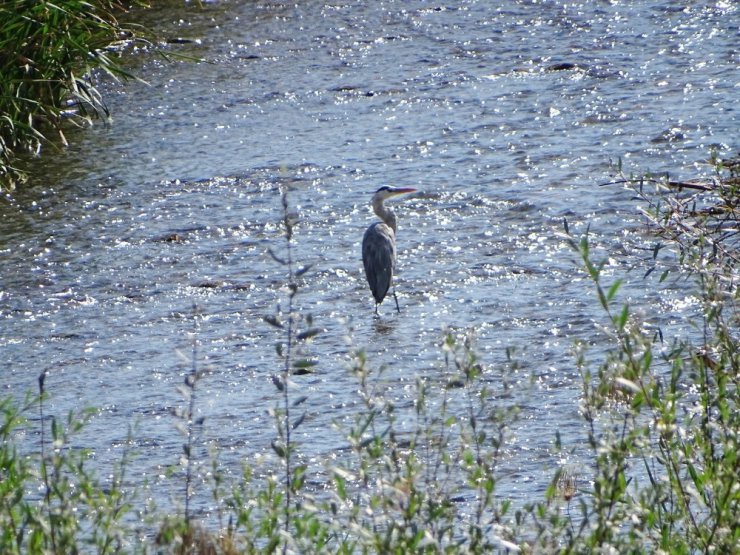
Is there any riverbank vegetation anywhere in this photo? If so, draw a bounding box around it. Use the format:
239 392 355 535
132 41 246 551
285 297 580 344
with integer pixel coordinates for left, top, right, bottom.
0 156 737 553
0 0 143 189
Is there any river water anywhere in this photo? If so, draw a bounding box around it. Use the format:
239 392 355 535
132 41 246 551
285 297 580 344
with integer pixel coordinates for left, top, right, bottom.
1 0 737 521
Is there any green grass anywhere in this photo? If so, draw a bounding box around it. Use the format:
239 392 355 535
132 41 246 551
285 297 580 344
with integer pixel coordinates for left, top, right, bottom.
0 0 143 188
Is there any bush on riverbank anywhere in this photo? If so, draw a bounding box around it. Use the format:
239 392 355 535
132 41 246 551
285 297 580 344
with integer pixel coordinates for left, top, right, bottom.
0 0 139 189
0 157 737 553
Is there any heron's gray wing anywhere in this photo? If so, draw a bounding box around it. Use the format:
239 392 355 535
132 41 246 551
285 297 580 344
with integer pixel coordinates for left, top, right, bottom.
362 222 396 304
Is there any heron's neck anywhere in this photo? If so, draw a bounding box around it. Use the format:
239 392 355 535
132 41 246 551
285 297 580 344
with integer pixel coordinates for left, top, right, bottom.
373 197 397 234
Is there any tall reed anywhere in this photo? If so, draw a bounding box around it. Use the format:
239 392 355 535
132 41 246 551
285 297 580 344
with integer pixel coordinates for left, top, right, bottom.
264 187 321 552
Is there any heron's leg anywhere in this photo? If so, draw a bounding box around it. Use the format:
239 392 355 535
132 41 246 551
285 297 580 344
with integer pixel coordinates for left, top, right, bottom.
393 289 400 313
374 303 379 316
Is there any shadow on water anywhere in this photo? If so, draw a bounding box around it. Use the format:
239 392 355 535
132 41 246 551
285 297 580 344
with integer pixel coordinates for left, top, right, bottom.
372 314 398 336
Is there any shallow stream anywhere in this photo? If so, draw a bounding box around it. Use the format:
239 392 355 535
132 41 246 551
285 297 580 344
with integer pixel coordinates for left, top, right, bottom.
1 0 737 518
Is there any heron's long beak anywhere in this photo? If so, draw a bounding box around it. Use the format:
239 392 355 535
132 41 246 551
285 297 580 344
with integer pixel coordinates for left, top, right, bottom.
389 187 417 196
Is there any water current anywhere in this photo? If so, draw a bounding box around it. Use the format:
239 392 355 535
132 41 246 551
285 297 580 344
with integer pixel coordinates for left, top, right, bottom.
1 0 737 518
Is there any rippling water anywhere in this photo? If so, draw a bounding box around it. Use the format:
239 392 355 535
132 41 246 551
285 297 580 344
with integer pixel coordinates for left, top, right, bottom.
1 0 737 513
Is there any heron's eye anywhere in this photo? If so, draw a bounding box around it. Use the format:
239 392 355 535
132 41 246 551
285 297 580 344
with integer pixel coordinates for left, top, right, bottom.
376 186 391 193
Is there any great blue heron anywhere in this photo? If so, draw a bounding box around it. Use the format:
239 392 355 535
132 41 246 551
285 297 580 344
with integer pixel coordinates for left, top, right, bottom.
362 186 417 315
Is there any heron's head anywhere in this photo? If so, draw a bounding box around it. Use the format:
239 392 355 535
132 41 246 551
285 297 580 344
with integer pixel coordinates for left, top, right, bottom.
372 186 417 202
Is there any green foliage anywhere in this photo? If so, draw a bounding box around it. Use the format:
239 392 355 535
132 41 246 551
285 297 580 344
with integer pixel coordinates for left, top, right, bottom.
0 394 35 554
0 389 135 554
321 332 521 553
525 157 738 553
0 0 143 187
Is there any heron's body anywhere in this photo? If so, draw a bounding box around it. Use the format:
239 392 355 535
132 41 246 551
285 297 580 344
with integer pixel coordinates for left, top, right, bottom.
361 186 417 314
363 221 396 305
